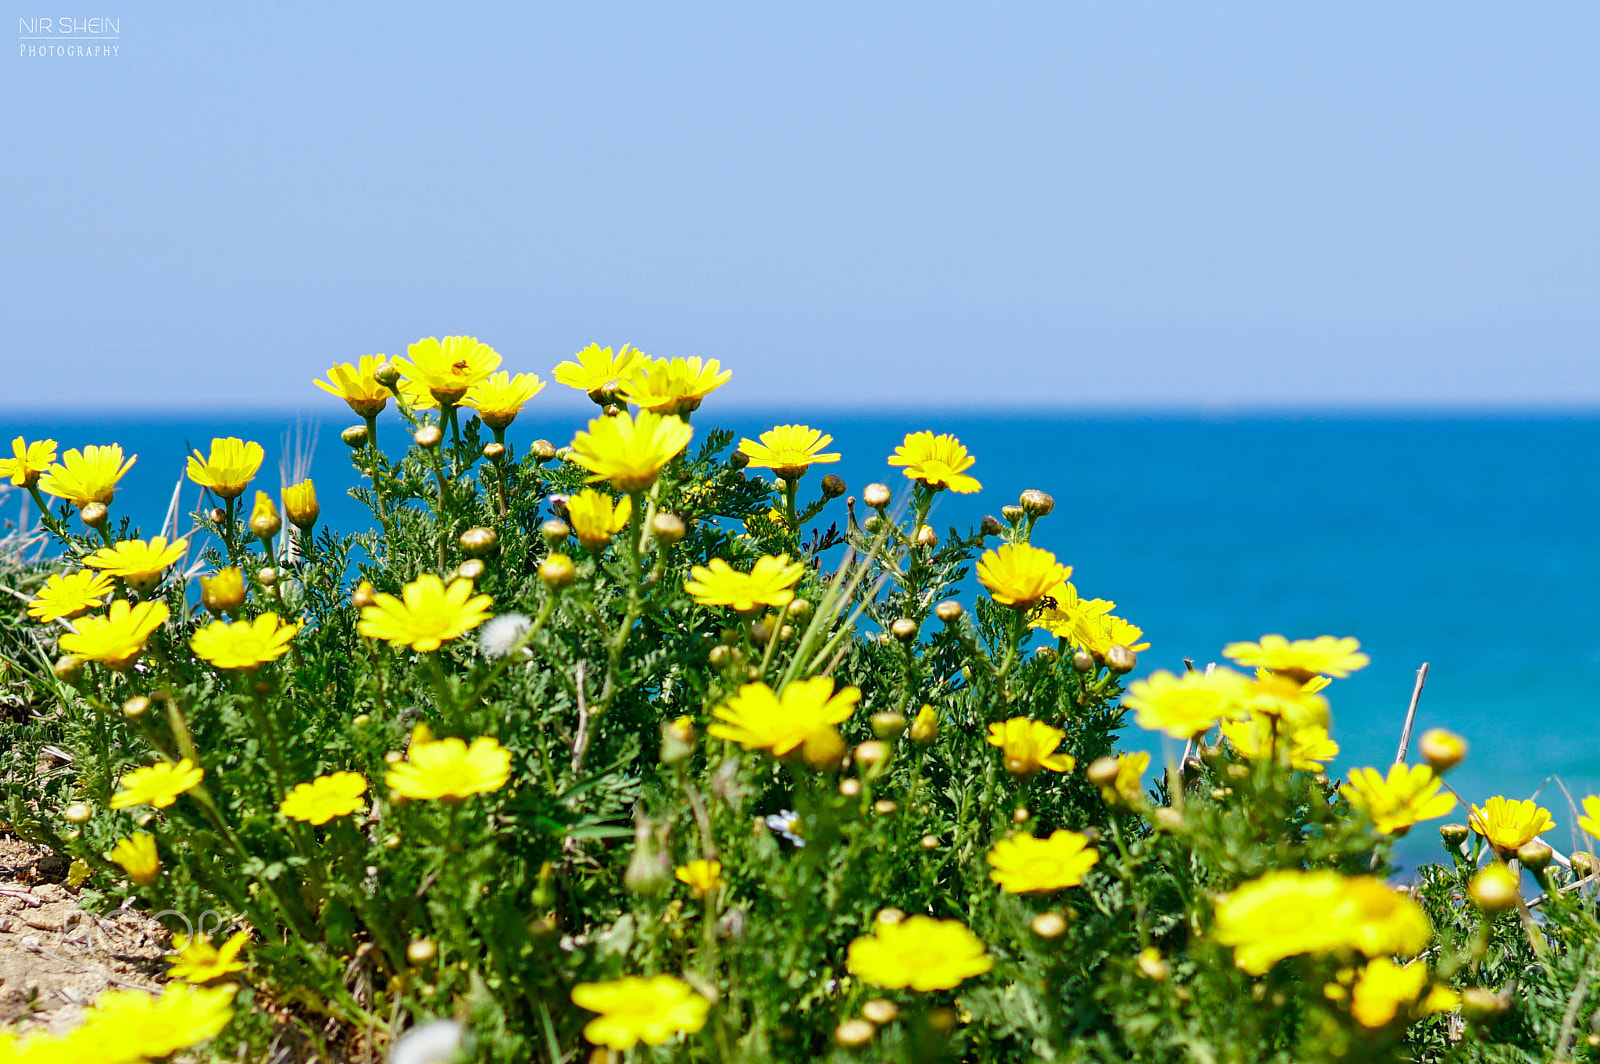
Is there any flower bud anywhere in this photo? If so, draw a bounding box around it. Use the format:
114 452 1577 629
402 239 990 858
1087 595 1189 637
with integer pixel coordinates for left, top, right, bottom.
283 479 319 531
352 580 378 609
341 424 369 448
249 491 282 540
1420 728 1467 773
414 425 443 450
1001 504 1024 524
1072 650 1096 673
979 514 1005 537
1086 757 1120 787
1470 864 1521 912
1439 822 1469 849
122 695 151 719
623 821 673 896
406 938 436 965
933 600 963 624
1105 645 1137 674
1460 987 1509 1022
915 525 938 548
1572 851 1598 878
1517 840 1554 871
861 999 898 1025
1030 911 1068 939
870 711 907 742
482 441 506 461
862 483 891 510
651 513 686 544
834 1019 875 1047
1137 947 1168 981
661 716 696 766
540 553 577 590
459 527 499 557
208 507 227 525
890 617 918 642
374 361 402 389
839 778 862 797
257 567 278 587
873 799 898 815
910 704 939 747
1019 489 1054 517
801 725 846 771
63 802 92 824
820 474 846 499
786 598 812 620
536 520 569 549
920 834 939 849
855 740 890 770
456 559 485 582
200 568 246 617
531 439 557 462
79 502 109 529
53 655 85 683
728 451 750 470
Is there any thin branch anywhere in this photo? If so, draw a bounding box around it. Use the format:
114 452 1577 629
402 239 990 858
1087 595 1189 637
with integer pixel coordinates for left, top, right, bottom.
1393 662 1429 763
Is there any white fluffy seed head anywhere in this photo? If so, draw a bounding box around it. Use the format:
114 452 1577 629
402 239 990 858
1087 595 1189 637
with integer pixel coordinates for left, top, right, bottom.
479 613 533 658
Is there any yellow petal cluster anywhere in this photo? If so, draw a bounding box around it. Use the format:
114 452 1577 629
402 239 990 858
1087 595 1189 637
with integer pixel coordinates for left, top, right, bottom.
0 436 56 487
7 983 237 1061
1222 634 1369 681
27 569 114 622
186 438 264 500
385 729 510 801
707 678 860 756
109 832 160 886
566 489 633 551
1336 957 1459 1028
1123 668 1250 739
684 554 804 612
845 915 992 991
620 355 731 415
38 444 136 508
987 830 1099 893
1219 715 1340 772
553 343 647 399
986 717 1075 777
569 409 694 492
675 859 722 896
166 930 250 983
570 974 710 1049
888 431 980 493
1468 795 1554 852
83 535 187 592
737 424 841 480
59 599 169 668
392 335 502 404
283 479 319 530
110 758 204 810
464 370 545 429
357 574 493 653
280 771 368 825
190 613 301 669
1212 869 1430 975
976 543 1069 610
314 355 391 417
1340 764 1456 835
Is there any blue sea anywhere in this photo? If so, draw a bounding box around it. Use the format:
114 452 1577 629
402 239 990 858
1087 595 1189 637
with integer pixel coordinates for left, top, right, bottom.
6 408 1599 867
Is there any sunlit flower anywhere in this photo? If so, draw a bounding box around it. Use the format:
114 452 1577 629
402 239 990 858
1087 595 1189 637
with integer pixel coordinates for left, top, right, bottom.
976 543 1069 610
38 444 137 508
1222 634 1369 682
385 727 510 801
190 613 301 670
987 830 1098 893
1123 668 1250 739
199 568 247 617
108 833 160 885
737 425 841 480
1219 715 1340 772
887 431 980 493
570 974 710 1049
1238 672 1330 730
313 355 391 417
1098 750 1150 806
283 479 319 530
1342 958 1458 1028
83 536 187 594
1341 764 1456 835
0 436 56 487
846 916 992 991
88 983 236 1058
566 489 633 551
358 574 494 652
986 717 1075 777
392 335 502 405
1337 876 1431 959
620 356 732 416
553 343 647 401
1032 581 1113 632
186 438 264 500
279 772 368 825
1212 870 1353 974
464 370 545 429
1579 795 1600 840
1469 796 1554 852
166 930 249 983
27 569 114 622
707 678 860 756
569 409 694 492
59 600 169 668
766 810 804 847
110 758 204 810
684 554 805 612
674 859 722 896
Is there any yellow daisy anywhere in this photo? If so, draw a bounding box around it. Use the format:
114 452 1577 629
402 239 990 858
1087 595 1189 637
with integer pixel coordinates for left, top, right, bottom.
986 717 1075 777
392 335 502 405
27 570 114 622
619 355 732 416
707 678 860 756
845 916 991 991
566 489 633 551
1123 668 1250 739
83 535 187 594
313 355 391 417
683 554 805 612
38 444 137 508
976 543 1069 611
1340 764 1456 835
737 425 842 480
674 859 722 896
59 599 169 668
987 830 1099 893
110 758 204 810
553 343 647 401
464 370 545 430
187 438 264 500
357 574 493 652
385 727 511 801
190 613 301 669
1222 634 1370 681
279 772 368 825
283 479 319 530
568 409 694 493
1219 715 1340 772
0 436 56 487
109 832 160 885
887 431 980 493
1469 796 1554 852
570 974 711 1050
166 930 249 983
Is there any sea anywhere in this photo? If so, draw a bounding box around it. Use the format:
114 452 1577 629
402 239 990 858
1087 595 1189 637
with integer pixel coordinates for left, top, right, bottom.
6 407 1598 869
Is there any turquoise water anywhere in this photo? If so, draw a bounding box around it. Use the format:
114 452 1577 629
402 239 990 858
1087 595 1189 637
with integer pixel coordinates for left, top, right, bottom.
7 408 1599 865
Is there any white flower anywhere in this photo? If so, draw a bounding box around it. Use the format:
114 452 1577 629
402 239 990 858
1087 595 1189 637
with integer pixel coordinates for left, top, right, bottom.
479 613 533 659
389 1019 464 1064
765 810 804 847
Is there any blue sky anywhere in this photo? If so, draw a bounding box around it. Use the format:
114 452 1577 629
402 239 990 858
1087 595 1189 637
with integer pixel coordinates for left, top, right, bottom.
4 3 1598 409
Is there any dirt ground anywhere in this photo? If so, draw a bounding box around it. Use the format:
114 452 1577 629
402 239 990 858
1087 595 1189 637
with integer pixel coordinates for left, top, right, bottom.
0 836 168 1035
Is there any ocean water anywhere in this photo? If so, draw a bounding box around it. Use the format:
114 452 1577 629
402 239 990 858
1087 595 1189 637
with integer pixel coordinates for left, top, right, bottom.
6 407 1599 866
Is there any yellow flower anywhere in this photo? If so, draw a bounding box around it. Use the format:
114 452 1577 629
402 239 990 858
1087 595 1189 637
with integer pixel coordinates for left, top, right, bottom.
1099 750 1150 806
59 600 169 668
83 536 188 594
313 355 391 417
986 717 1075 777
570 974 710 1049
1336 876 1431 959
186 438 264 500
110 758 204 810
279 771 368 825
1123 668 1250 739
38 444 137 508
1579 795 1600 840
199 568 247 617
385 729 511 801
707 678 860 756
1031 581 1114 634
620 355 732 415
1219 715 1340 772
566 489 633 551
88 983 236 1058
396 375 442 411
464 370 545 429
1469 795 1554 851
166 930 249 983
27 570 114 622
674 859 722 896
357 574 494 652
987 830 1099 893
190 613 301 670
1212 870 1353 974
553 343 647 400
283 479 319 530
569 409 694 492
887 431 981 493
845 916 992 991
108 833 160 886
684 554 805 612
976 543 1069 610
392 335 502 405
1345 958 1452 1028
1222 634 1370 681
1341 764 1456 835
0 436 56 487
737 425 841 480
1239 672 1331 730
